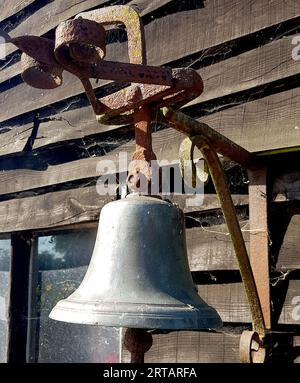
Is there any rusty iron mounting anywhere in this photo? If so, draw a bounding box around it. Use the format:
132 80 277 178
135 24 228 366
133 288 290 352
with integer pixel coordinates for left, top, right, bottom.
4 5 271 363
4 4 203 190
163 108 270 363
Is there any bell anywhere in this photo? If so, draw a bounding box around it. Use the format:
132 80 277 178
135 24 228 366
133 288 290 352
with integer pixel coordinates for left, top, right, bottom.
50 195 222 330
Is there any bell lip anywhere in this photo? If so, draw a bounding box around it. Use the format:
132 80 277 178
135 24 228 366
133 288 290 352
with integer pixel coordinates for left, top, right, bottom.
49 299 222 331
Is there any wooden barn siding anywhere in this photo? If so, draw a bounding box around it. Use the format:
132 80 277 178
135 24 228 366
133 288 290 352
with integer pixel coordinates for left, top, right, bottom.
122 331 300 363
1 0 300 363
0 0 36 23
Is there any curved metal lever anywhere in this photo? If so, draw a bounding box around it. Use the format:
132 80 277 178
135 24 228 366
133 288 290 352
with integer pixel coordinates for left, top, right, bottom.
178 134 266 341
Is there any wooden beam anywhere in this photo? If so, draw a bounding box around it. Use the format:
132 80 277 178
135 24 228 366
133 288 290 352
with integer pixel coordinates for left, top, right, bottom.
0 181 247 232
189 210 300 272
276 214 300 270
187 223 243 271
200 86 300 153
7 233 31 363
0 186 113 233
198 280 300 325
0 184 299 272
248 168 271 329
188 34 300 106
0 0 35 22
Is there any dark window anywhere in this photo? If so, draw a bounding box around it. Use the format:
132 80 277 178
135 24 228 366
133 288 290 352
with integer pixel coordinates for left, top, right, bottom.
0 239 11 363
27 230 120 363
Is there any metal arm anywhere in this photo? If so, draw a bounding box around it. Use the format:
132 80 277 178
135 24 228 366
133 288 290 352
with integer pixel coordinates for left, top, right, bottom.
163 107 269 363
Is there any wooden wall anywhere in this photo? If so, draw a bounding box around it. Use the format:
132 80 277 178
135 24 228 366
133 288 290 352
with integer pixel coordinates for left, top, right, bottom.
1 0 300 362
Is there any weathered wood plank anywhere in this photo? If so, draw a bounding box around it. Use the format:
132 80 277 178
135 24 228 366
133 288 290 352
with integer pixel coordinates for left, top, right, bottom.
1 83 300 196
201 87 300 153
3 0 300 74
187 223 243 271
122 279 300 362
0 0 35 22
276 215 300 270
123 331 300 363
121 331 241 363
200 280 300 325
189 210 300 272
188 34 300 106
0 106 115 156
0 185 112 233
2 81 300 161
1 0 300 122
0 181 246 232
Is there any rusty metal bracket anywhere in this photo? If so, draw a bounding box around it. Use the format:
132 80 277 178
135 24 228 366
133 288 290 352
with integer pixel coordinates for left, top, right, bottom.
239 331 266 363
4 5 203 125
164 108 270 363
3 5 203 186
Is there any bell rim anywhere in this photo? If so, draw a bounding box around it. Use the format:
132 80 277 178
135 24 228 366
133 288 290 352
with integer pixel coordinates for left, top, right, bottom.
49 299 222 330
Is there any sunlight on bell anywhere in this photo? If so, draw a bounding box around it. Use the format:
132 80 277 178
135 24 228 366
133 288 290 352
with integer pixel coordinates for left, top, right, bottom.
49 194 222 331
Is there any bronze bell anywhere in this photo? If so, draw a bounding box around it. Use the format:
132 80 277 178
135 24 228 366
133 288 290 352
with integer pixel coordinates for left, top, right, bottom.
50 194 222 330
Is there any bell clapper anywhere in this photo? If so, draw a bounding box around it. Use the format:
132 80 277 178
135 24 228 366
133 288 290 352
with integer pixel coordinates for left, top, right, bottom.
124 328 153 363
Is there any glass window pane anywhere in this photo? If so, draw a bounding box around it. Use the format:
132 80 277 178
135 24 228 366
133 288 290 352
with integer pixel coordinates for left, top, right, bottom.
0 239 11 363
30 230 120 363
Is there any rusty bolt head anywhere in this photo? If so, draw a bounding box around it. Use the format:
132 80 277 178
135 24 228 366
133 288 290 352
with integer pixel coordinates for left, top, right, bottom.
55 18 106 63
21 53 63 89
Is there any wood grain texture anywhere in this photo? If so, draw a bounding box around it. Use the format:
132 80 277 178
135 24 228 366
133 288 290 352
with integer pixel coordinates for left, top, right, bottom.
0 0 35 22
187 222 243 271
121 278 300 362
122 331 300 363
0 184 298 272
276 214 300 270
2 79 300 162
199 280 300 325
1 0 300 122
0 185 112 233
0 183 246 232
200 86 300 153
0 123 184 195
189 210 300 272
121 331 241 363
188 34 300 106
